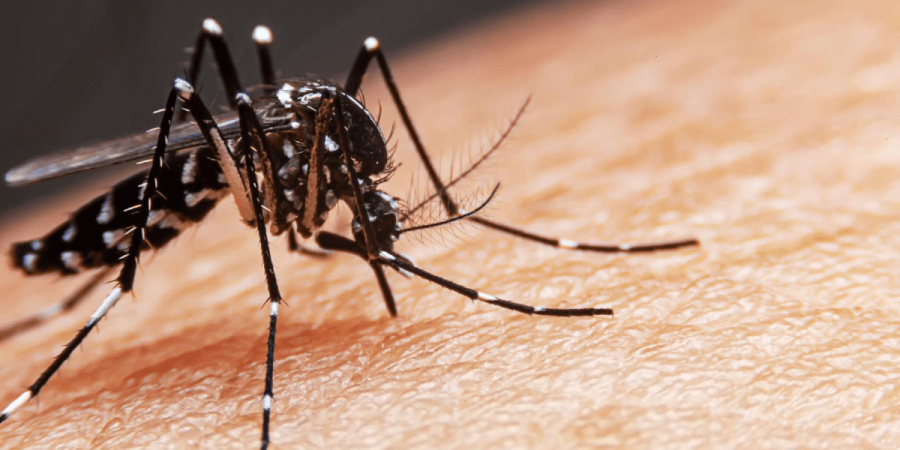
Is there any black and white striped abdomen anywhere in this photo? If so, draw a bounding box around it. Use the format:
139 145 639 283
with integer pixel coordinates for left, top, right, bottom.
11 146 230 275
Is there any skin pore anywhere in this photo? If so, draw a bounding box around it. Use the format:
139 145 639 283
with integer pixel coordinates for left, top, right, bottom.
2 0 900 447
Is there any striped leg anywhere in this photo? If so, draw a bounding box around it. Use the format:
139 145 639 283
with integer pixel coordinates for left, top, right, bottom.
234 93 283 450
175 80 286 449
344 37 699 253
315 231 612 317
0 87 180 425
378 251 613 317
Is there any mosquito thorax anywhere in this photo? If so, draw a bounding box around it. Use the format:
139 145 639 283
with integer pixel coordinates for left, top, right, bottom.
254 79 389 237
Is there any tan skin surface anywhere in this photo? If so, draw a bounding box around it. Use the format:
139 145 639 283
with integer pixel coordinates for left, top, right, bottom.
2 0 900 448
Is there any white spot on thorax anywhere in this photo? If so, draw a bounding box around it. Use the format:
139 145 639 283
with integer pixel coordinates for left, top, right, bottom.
324 135 339 152
282 141 296 158
299 92 321 105
276 89 292 107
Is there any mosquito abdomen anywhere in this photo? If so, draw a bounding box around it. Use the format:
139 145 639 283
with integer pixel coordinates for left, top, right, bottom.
10 147 230 276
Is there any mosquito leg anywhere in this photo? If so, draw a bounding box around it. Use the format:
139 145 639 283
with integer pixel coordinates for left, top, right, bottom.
316 230 399 317
317 231 611 317
178 18 246 122
0 266 115 342
0 87 181 426
344 38 699 253
368 262 398 316
252 25 276 89
175 80 256 225
380 250 612 316
177 26 288 229
466 219 700 253
316 230 365 257
234 92 284 450
317 183 496 318
344 38 450 211
286 228 330 258
175 78 285 449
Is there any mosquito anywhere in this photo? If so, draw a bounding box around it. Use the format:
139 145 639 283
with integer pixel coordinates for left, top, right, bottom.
0 19 699 449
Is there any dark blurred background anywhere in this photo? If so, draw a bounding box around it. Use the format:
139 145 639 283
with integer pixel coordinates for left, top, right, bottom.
0 0 542 217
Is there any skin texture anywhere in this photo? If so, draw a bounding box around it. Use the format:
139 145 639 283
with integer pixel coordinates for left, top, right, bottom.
2 0 900 448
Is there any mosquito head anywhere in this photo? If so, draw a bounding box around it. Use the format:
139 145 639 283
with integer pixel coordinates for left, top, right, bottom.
351 190 402 252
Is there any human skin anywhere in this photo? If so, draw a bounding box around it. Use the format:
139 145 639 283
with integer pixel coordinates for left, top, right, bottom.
2 0 900 448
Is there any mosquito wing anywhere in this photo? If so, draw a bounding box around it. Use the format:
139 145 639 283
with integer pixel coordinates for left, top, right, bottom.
5 113 293 187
